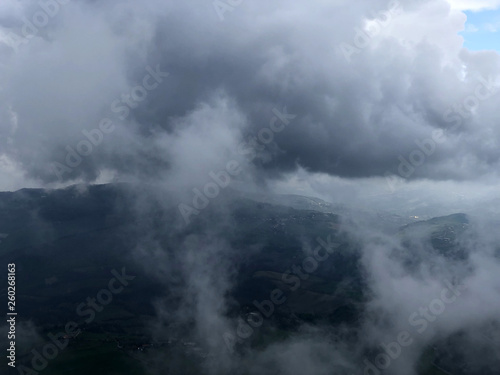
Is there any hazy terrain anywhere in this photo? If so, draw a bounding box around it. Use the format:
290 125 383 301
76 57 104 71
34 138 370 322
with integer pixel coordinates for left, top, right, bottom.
1 0 500 374
1 183 498 375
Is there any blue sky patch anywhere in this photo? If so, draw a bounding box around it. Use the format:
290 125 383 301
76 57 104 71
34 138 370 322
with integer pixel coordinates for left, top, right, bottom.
460 9 500 51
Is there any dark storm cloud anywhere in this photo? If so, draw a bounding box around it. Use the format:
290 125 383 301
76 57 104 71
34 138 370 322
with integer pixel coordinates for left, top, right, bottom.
0 0 499 186
2 2 500 374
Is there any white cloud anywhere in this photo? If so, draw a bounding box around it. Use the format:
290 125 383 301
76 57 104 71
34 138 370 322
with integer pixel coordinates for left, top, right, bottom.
485 21 500 31
447 0 500 11
465 23 479 32
0 155 39 191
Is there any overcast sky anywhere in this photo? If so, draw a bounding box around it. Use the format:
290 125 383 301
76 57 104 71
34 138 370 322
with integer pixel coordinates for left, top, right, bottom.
2 3 500 374
1 0 500 209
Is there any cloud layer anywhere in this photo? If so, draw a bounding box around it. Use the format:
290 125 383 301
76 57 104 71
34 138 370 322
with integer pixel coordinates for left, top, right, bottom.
0 0 500 193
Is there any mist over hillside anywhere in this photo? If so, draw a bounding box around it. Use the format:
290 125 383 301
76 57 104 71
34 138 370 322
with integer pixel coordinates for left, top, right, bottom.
1 0 500 374
0 183 498 375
